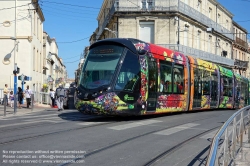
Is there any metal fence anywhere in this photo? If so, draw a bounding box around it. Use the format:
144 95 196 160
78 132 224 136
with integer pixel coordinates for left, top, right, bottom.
0 88 51 106
158 44 234 66
206 105 250 166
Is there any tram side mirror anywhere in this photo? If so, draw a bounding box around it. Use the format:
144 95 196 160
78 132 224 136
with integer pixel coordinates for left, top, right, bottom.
138 49 147 55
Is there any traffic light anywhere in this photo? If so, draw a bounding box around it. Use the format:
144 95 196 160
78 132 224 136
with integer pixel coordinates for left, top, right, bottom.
13 67 20 74
16 67 20 74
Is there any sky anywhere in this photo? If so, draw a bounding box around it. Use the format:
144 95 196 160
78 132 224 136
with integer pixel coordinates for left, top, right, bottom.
39 0 250 79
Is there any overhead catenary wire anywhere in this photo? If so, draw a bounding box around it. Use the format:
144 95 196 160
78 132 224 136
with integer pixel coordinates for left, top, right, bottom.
57 37 90 43
63 59 80 63
40 4 98 15
40 0 100 9
41 9 96 20
0 3 31 11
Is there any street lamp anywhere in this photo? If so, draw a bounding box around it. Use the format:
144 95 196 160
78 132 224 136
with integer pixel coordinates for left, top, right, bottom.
104 28 117 38
10 37 19 113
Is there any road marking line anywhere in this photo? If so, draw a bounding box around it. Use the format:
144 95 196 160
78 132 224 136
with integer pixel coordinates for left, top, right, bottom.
154 123 200 135
0 120 56 128
108 120 162 130
1 114 59 120
200 129 218 139
77 122 108 125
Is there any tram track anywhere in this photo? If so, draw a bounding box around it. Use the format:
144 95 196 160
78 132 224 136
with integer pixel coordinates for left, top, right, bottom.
59 114 224 166
0 116 100 133
0 111 229 147
142 126 219 166
0 119 115 146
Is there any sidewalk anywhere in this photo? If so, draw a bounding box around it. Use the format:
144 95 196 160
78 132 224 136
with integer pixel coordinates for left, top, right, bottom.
0 102 55 117
234 130 250 166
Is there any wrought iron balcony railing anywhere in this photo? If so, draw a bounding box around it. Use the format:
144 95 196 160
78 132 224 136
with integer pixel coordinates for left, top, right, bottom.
96 0 233 40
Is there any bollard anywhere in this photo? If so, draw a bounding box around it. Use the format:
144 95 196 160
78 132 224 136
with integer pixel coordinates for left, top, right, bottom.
31 94 34 111
3 94 7 116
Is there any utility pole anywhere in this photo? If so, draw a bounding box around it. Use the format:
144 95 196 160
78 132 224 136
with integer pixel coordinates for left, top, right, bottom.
14 0 18 114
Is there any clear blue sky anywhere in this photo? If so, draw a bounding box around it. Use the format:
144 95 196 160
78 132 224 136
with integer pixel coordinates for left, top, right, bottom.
40 0 250 79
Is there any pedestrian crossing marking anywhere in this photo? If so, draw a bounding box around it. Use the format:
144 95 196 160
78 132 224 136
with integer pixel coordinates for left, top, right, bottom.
154 123 200 135
77 122 108 125
108 120 162 130
200 129 218 139
0 120 56 128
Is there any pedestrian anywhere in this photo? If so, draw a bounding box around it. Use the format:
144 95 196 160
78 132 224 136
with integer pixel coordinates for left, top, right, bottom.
3 84 9 106
17 87 23 108
24 85 32 108
9 91 14 108
55 84 66 111
49 89 55 108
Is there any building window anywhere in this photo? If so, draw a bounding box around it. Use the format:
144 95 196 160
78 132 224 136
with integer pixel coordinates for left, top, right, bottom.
115 0 119 9
184 29 188 46
226 20 229 29
209 8 212 18
197 31 201 49
141 0 147 10
139 21 155 43
208 35 212 52
217 14 220 23
33 12 36 35
197 0 201 12
147 0 154 10
33 47 35 71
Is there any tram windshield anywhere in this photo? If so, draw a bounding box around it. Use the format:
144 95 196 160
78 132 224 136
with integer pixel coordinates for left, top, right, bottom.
80 45 124 89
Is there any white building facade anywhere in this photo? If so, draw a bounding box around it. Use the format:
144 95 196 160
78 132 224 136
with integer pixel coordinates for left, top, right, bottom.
0 0 44 92
0 0 67 93
43 32 67 91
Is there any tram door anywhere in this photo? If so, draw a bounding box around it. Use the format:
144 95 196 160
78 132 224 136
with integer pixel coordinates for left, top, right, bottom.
193 68 202 108
210 73 218 108
147 58 158 111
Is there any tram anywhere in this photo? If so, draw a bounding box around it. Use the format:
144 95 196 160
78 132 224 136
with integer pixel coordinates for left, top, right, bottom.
74 38 249 115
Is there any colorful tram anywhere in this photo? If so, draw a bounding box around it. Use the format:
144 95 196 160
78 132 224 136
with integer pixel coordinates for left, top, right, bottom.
74 38 249 115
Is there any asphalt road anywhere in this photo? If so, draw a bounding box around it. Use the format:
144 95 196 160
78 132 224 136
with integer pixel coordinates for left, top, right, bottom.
0 108 238 166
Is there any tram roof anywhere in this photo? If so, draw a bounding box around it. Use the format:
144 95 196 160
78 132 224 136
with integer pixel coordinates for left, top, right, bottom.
89 38 139 54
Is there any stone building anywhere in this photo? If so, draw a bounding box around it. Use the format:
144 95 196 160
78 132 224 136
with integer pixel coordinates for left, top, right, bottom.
232 21 249 77
91 0 235 68
43 32 67 90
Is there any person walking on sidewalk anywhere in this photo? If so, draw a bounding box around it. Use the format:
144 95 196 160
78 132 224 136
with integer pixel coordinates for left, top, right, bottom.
55 84 66 111
49 89 55 108
17 87 24 108
9 91 14 108
24 85 32 108
3 84 9 106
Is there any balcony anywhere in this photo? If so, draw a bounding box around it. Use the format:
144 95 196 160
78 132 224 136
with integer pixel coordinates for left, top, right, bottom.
235 37 248 48
97 0 233 40
234 59 249 69
158 44 234 66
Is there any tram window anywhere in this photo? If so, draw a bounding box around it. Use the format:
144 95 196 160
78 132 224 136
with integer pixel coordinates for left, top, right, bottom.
173 64 184 93
243 81 248 105
159 61 172 93
115 50 140 92
222 76 232 97
202 70 210 95
241 81 248 104
228 78 233 97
